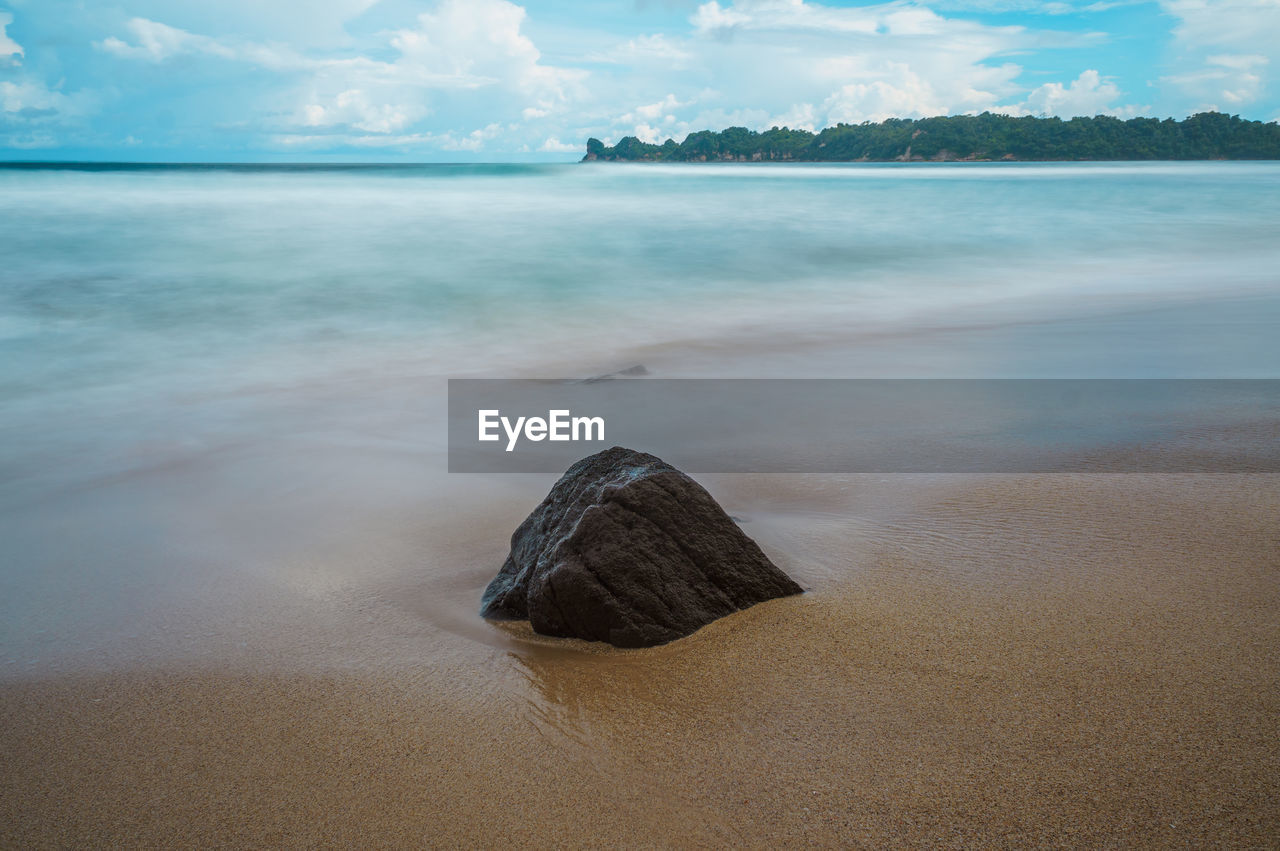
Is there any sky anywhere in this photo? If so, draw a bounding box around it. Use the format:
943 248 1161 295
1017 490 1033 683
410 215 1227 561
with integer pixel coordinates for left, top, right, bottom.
1 0 1277 160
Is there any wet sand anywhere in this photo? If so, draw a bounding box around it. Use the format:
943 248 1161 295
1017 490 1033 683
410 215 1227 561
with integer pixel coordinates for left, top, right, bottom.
3 472 1278 847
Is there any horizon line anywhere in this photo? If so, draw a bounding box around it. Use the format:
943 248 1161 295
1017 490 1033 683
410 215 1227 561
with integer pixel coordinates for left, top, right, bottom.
5 158 1280 167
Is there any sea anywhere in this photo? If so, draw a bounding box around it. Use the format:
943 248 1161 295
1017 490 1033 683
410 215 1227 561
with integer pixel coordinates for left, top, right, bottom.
2 161 1278 673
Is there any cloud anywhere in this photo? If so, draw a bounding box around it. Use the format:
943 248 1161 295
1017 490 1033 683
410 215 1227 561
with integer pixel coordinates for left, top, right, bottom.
302 89 421 133
432 122 506 150
1159 0 1280 109
822 67 950 124
99 18 236 63
1164 54 1269 106
608 104 772 145
769 101 818 130
687 0 1085 40
630 122 665 142
614 93 707 142
99 0 586 150
629 93 691 121
923 0 1143 11
1008 68 1132 116
17 0 1215 156
587 35 694 67
690 1 755 35
1162 0 1280 51
0 11 95 139
818 57 1024 123
385 0 584 102
538 136 580 152
0 12 22 63
650 1 1093 128
270 121 506 150
1 78 94 149
692 0 957 37
573 0 1141 146
1 79 88 121
296 0 584 139
1207 52 1271 70
98 17 313 73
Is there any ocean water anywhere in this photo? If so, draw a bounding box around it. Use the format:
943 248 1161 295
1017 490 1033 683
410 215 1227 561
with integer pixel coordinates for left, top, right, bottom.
2 161 1278 672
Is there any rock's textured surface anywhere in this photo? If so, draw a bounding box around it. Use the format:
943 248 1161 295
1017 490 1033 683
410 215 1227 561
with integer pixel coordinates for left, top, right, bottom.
480 447 802 647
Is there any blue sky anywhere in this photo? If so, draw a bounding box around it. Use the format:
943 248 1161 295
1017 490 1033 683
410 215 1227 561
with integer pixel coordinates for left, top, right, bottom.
1 0 1277 160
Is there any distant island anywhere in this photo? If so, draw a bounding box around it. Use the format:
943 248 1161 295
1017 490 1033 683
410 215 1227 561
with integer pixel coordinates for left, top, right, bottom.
584 112 1280 163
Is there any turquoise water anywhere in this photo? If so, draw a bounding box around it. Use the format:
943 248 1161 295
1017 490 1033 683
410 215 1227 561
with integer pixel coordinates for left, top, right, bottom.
3 162 1278 404
4 161 1279 478
1 161 1278 671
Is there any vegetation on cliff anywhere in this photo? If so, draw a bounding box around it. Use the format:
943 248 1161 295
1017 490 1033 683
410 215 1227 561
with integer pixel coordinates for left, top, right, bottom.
583 112 1280 162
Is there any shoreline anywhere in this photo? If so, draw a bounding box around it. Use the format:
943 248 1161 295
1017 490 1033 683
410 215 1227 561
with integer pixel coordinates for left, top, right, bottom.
3 161 1278 845
4 472 1277 846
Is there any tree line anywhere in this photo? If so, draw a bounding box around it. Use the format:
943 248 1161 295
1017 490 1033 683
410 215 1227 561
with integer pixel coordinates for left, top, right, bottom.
583 112 1280 162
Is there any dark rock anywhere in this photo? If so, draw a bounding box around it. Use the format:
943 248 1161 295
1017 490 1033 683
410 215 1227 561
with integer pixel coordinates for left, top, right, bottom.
480 446 802 647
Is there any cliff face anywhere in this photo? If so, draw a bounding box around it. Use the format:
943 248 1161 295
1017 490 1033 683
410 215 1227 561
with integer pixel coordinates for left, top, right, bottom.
582 112 1280 163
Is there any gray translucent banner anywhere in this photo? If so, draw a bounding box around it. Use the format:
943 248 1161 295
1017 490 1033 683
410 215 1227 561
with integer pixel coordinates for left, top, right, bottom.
448 379 1280 473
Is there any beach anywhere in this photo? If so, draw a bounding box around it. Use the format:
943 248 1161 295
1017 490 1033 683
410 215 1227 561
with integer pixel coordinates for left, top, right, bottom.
4 471 1277 847
2 162 1278 846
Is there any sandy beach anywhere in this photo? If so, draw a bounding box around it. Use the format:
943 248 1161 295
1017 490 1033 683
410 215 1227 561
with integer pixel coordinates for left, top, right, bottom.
3 162 1279 848
4 471 1277 847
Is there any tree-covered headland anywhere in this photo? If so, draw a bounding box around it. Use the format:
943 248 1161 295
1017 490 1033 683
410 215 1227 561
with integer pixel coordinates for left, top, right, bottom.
583 112 1280 162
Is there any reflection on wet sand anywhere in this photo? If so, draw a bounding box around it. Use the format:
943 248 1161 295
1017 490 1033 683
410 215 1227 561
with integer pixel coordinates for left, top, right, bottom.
2 473 1277 846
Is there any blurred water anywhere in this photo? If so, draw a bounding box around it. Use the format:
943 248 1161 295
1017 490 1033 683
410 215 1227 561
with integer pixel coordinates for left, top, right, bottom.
4 162 1279 398
1 161 1278 672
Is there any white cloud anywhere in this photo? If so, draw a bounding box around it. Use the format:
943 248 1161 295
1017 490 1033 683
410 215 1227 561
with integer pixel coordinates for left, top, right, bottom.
99 18 235 63
693 0 887 36
606 105 772 146
1162 0 1280 51
691 1 755 35
297 0 584 138
609 0 1122 137
569 0 1156 146
76 0 1164 155
434 122 506 150
769 102 818 130
631 122 666 142
1 79 90 121
587 35 694 67
99 0 586 150
538 136 579 152
612 93 699 141
91 0 383 52
816 58 1026 123
822 69 949 124
687 0 1096 40
98 3 581 95
386 0 585 102
98 18 316 74
0 12 23 62
1007 68 1129 116
1164 54 1269 106
271 121 507 150
302 89 419 133
1160 0 1280 109
1207 52 1271 70
634 93 690 121
925 0 1143 11
1 12 94 133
